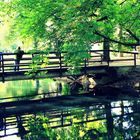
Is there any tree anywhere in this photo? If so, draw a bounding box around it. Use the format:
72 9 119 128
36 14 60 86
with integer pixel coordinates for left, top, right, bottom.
1 0 140 69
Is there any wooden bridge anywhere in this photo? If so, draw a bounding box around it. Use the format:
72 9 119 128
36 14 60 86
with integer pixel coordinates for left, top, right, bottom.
0 49 139 82
0 49 140 138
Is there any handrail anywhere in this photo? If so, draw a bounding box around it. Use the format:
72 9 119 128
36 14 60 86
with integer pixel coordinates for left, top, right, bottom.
1 49 139 55
0 49 139 82
110 49 138 54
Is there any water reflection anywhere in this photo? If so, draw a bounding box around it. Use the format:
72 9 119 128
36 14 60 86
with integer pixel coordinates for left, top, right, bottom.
0 79 67 102
0 78 140 139
0 97 140 140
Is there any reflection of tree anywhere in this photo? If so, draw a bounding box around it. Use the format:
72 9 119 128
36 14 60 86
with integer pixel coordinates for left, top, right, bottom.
61 83 70 95
35 79 39 94
24 106 107 140
3 79 63 100
117 101 125 139
105 103 114 140
112 100 140 140
5 80 36 99
129 100 140 139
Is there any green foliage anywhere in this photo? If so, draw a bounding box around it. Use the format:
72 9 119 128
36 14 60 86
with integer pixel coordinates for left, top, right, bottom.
62 43 90 74
61 83 70 95
25 49 50 76
25 54 48 77
24 114 107 140
24 116 57 140
1 0 140 44
1 0 140 70
24 116 83 140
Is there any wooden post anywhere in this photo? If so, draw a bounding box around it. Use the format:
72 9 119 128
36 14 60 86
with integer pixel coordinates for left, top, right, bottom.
61 111 64 127
43 93 45 99
134 53 136 67
0 107 4 132
134 46 136 67
84 58 87 74
107 58 110 67
1 53 5 82
107 50 110 67
41 54 44 63
100 53 103 64
4 117 6 136
59 52 62 77
32 54 34 64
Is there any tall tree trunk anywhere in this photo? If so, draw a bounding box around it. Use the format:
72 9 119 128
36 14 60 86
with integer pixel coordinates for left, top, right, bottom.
103 38 110 61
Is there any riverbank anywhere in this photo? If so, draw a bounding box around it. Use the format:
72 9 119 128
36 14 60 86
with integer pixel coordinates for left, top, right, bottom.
98 67 140 89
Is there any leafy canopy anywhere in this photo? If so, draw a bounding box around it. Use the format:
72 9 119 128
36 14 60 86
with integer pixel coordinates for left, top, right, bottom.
1 0 140 69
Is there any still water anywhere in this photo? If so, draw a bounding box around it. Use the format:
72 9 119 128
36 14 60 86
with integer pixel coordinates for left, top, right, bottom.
0 78 140 140
0 78 69 103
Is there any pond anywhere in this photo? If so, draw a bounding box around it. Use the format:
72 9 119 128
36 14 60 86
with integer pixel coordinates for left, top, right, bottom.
0 78 140 140
0 78 69 103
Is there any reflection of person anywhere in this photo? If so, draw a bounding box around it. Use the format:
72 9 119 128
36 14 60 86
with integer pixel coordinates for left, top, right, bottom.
0 116 3 130
57 82 62 93
16 115 27 138
14 47 24 71
0 52 2 71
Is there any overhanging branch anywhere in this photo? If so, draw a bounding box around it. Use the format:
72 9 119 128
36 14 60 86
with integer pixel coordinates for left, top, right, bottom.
119 0 127 5
97 16 108 22
94 31 140 46
126 29 140 42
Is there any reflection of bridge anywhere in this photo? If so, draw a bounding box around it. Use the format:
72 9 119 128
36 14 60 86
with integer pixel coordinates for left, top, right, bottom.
0 50 139 82
0 92 139 139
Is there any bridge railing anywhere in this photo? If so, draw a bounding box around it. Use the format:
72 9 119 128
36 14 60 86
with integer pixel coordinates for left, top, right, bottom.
0 50 103 73
0 49 138 79
109 50 138 67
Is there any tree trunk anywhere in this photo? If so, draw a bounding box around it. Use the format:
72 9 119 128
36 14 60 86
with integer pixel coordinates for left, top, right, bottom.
103 38 110 61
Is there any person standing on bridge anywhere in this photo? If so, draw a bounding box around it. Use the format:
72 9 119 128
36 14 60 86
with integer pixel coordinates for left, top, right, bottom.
14 47 24 71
